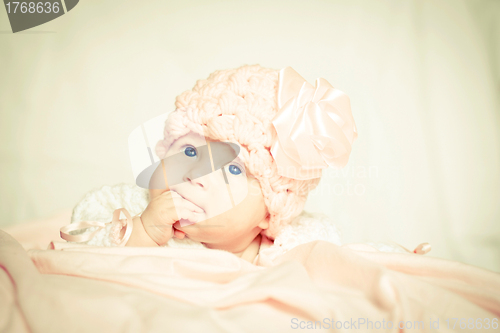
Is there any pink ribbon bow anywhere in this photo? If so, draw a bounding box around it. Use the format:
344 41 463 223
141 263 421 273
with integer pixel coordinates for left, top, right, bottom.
59 208 135 246
270 67 358 180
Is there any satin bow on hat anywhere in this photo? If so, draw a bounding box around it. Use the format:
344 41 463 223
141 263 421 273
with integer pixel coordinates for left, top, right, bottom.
270 67 358 180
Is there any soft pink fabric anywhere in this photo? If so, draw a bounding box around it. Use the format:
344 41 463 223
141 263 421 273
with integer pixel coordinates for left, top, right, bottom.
59 209 135 246
1 209 72 250
1 227 499 332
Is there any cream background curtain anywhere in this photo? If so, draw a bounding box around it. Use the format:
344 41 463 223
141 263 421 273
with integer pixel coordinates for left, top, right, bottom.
1 0 499 271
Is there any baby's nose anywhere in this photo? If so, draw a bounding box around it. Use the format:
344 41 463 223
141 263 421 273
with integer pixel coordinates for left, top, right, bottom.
183 162 211 188
184 175 205 188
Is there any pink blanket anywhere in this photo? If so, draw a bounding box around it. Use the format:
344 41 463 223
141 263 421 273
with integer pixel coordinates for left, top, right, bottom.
1 215 500 332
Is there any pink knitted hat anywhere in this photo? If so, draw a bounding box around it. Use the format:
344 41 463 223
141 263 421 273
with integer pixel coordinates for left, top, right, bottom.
155 64 357 240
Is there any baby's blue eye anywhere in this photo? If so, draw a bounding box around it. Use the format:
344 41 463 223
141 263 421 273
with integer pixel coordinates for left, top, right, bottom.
184 146 197 157
228 164 242 175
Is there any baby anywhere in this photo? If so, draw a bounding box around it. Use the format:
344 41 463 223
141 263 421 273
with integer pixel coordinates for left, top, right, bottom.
63 64 358 264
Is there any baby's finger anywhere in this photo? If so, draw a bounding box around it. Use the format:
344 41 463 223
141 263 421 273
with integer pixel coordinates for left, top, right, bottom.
173 229 186 239
166 191 181 198
161 190 184 201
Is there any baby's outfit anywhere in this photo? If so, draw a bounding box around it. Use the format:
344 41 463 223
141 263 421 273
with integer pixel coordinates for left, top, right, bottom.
68 183 408 261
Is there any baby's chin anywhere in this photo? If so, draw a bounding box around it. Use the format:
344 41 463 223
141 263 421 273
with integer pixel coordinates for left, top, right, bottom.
173 220 228 241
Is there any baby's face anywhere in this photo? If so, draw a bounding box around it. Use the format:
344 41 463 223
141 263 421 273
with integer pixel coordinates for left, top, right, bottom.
149 131 269 248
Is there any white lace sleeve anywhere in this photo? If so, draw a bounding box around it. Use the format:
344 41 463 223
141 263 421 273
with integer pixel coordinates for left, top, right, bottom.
67 183 149 247
274 212 343 248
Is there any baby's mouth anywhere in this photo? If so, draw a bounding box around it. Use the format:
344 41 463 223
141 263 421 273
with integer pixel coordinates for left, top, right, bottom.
174 219 196 228
171 189 205 213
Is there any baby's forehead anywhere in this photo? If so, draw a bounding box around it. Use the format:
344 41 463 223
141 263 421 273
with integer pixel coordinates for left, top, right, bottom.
171 131 242 150
170 131 206 146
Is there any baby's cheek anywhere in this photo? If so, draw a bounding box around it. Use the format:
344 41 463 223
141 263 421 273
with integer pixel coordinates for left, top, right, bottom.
227 177 248 205
247 178 264 197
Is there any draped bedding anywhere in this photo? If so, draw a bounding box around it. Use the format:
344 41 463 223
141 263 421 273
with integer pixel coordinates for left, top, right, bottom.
1 213 499 333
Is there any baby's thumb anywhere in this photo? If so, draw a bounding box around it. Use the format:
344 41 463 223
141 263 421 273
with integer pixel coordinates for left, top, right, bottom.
173 229 186 239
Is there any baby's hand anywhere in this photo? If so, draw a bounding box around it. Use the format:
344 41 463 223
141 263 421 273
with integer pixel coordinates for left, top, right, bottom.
140 191 204 246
